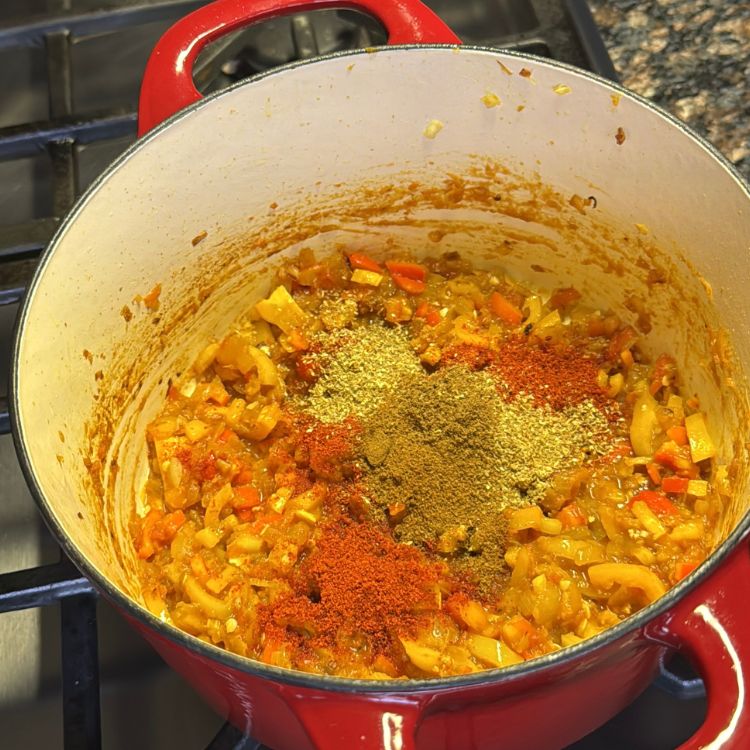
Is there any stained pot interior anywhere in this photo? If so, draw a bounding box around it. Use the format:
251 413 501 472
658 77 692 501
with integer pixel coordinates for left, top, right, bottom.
14 49 750 618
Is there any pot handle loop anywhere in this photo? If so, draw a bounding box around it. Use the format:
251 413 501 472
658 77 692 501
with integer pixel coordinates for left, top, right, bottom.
138 0 461 135
283 693 424 750
644 540 750 749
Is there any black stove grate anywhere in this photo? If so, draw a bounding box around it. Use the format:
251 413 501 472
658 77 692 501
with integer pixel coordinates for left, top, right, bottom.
0 2 697 749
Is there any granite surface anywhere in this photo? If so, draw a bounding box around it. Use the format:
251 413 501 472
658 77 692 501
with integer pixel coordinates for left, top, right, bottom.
587 0 750 181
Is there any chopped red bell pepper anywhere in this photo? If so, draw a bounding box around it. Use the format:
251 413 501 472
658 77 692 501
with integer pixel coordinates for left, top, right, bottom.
391 273 425 295
385 260 427 281
347 252 382 273
661 476 690 494
629 490 678 516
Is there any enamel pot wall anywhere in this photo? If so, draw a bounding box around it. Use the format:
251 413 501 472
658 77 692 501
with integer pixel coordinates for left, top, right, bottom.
11 1 750 748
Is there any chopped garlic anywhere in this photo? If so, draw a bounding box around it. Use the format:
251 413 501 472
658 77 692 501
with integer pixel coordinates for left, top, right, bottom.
687 480 708 497
481 91 501 108
423 119 444 139
351 269 383 287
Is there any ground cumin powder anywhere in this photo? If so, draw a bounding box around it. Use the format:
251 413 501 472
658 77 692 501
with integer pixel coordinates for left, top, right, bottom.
359 366 613 589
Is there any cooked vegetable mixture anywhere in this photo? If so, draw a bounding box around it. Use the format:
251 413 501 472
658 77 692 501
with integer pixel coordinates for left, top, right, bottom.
132 249 727 678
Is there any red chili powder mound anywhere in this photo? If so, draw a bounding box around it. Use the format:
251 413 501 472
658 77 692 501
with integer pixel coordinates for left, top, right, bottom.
441 338 607 411
266 518 440 652
293 415 361 482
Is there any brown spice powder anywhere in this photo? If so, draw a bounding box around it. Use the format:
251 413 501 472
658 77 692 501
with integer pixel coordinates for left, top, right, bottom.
359 365 614 591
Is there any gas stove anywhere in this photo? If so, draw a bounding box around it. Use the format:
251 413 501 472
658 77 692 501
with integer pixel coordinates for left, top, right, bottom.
0 2 706 748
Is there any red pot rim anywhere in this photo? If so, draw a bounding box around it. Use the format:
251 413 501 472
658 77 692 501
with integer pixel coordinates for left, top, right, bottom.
11 44 750 695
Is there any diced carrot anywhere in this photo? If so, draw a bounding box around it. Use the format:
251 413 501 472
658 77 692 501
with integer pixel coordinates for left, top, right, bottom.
236 508 255 523
136 509 185 559
347 252 382 273
391 273 425 295
646 462 662 485
234 485 261 509
234 467 253 485
153 510 186 543
384 260 427 281
489 291 523 326
666 426 688 446
654 444 699 478
414 301 441 326
556 502 587 528
662 476 690 494
287 328 309 351
167 384 181 401
218 428 236 443
628 490 678 516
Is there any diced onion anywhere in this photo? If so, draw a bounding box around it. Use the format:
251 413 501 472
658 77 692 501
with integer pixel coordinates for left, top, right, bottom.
588 563 666 603
685 413 716 463
466 633 523 668
184 575 231 620
400 639 441 673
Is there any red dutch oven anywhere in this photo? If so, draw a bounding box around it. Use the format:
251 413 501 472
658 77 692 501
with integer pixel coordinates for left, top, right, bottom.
11 0 750 748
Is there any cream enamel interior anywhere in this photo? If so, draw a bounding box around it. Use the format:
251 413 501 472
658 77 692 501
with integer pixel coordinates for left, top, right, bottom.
14 48 750 610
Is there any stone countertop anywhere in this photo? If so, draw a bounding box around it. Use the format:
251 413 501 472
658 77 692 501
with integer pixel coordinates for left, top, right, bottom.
587 0 750 181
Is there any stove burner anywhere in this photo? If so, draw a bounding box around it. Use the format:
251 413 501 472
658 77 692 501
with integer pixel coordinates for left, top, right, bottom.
194 10 387 93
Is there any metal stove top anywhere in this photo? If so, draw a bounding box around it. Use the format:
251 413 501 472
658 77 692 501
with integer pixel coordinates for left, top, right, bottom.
0 1 706 748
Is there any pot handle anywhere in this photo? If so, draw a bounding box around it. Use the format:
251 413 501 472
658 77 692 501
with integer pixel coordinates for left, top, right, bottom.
283 693 424 750
138 0 461 135
644 540 750 749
